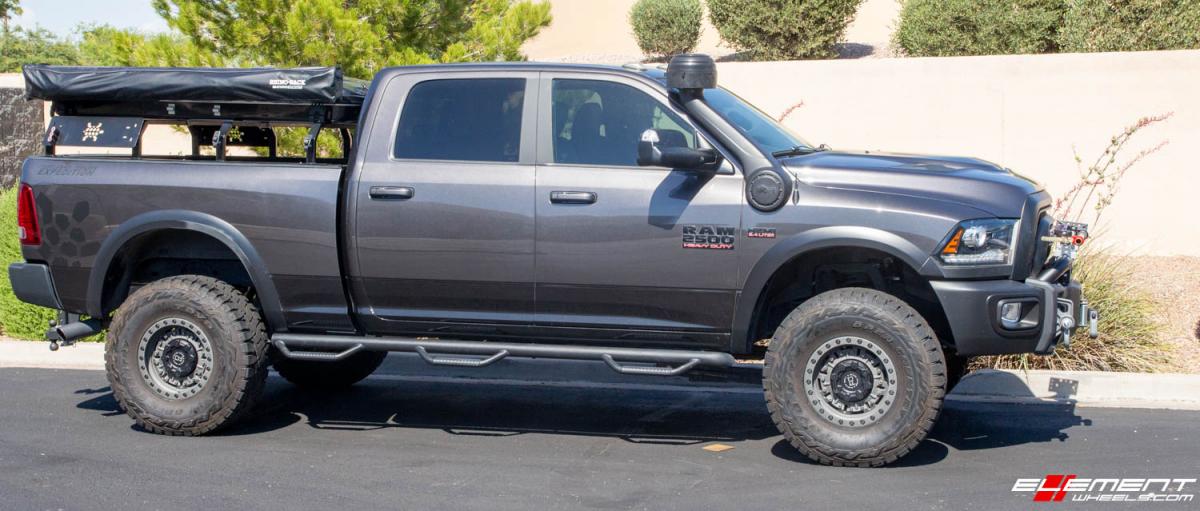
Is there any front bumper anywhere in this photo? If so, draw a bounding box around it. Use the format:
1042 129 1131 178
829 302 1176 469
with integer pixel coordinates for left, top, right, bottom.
930 259 1097 356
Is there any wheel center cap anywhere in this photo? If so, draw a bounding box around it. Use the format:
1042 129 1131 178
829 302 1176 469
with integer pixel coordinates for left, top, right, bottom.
830 359 873 404
160 339 198 379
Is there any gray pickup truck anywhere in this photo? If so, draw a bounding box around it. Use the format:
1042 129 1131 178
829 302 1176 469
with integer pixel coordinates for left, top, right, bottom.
11 55 1096 467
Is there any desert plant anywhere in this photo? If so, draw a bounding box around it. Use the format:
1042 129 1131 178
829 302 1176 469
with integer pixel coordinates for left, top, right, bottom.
1053 113 1172 225
894 0 1065 57
0 186 56 340
1058 0 1200 53
777 101 805 122
975 114 1174 372
707 0 864 60
629 0 704 60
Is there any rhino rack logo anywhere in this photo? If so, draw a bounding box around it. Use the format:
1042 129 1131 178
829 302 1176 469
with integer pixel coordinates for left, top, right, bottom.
1013 475 1195 503
269 78 307 90
682 225 735 250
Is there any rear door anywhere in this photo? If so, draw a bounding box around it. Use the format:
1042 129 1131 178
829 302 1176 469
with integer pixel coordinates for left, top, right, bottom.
533 73 744 348
349 71 539 336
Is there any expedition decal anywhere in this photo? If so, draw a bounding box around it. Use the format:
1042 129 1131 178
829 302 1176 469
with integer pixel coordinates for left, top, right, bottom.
682 225 736 250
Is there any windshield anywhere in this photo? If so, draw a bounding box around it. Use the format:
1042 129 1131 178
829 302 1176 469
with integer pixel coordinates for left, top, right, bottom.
703 87 811 155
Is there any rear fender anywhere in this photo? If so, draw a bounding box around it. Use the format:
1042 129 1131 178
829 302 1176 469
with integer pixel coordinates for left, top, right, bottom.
86 210 286 331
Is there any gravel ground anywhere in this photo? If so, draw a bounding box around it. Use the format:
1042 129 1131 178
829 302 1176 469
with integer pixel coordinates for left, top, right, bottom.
1127 255 1200 373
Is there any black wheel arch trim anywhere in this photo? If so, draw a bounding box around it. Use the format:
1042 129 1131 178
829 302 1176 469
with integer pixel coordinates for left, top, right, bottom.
86 210 286 332
731 226 940 353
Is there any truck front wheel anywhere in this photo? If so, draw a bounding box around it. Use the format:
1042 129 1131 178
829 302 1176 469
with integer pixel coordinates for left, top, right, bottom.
106 275 269 435
272 351 387 390
764 287 946 467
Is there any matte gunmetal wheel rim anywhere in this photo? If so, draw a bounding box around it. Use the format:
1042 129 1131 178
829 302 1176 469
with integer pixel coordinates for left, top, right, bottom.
803 335 897 428
137 317 214 400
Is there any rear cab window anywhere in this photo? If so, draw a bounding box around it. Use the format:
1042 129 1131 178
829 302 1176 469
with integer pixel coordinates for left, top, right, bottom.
393 78 526 162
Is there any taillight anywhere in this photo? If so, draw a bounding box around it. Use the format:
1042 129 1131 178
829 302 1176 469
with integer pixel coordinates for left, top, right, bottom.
17 184 41 246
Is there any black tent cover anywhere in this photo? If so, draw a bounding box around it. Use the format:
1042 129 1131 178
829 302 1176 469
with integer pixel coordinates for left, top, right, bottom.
23 65 368 105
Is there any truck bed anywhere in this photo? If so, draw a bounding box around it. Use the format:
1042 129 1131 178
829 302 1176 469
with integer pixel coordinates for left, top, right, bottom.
20 155 353 332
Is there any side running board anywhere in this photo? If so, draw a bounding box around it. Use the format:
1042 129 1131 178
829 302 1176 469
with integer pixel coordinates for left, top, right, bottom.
270 333 735 376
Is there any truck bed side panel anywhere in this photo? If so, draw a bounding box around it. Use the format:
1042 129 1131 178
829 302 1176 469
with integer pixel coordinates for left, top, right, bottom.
20 156 352 333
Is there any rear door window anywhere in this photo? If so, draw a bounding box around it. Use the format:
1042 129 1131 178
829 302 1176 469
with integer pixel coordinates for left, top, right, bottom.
393 78 525 162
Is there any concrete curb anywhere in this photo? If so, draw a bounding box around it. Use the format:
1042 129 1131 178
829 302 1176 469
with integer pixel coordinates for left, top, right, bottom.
950 368 1200 411
0 339 105 370
3 339 1198 410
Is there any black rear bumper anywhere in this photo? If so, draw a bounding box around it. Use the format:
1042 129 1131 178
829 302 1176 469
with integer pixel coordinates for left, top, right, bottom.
930 266 1087 356
8 263 62 310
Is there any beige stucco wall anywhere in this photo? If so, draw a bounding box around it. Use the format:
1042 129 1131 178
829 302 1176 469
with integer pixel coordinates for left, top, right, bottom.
717 50 1200 255
522 0 731 62
0 74 23 89
522 0 901 62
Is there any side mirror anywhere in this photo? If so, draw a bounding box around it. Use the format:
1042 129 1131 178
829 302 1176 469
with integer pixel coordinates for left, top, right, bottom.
637 129 720 171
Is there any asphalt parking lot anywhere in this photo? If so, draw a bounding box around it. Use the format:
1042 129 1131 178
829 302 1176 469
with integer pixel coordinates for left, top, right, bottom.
1 355 1197 510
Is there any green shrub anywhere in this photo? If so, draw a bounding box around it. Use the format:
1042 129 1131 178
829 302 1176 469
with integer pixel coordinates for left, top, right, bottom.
894 0 1065 57
1058 0 1200 53
629 0 704 59
707 0 864 60
0 186 56 340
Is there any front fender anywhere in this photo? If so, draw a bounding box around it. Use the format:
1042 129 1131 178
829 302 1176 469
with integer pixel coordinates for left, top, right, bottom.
86 210 286 331
731 226 940 353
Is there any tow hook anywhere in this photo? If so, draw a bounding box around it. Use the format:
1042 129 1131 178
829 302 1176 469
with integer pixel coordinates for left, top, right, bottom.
1055 299 1075 348
1081 299 1100 339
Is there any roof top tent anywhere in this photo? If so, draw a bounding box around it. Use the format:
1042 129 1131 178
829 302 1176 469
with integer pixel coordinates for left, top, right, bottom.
22 65 368 163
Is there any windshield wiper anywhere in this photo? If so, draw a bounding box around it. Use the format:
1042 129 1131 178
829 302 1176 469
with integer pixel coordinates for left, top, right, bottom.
771 144 829 158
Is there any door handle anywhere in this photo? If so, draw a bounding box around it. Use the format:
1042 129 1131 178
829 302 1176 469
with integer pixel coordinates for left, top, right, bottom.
549 191 597 204
370 186 414 200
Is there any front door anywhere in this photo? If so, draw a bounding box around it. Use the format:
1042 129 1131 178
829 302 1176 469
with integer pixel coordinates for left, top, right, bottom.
534 74 743 348
350 72 539 335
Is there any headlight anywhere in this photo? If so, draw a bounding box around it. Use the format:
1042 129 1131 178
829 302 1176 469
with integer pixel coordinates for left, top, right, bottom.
939 218 1018 265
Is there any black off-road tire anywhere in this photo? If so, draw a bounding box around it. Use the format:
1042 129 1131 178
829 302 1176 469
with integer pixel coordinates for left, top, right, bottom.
273 350 387 389
945 353 969 392
105 275 269 436
764 287 946 467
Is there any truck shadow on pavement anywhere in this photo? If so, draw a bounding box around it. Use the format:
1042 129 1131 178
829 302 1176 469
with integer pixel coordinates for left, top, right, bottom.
74 369 1093 467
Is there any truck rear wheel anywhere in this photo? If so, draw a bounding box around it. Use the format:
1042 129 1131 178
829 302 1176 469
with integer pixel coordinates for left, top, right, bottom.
105 275 269 436
273 351 387 389
764 287 946 467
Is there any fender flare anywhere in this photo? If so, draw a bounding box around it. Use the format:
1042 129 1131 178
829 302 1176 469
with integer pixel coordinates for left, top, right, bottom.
730 226 939 352
86 210 286 332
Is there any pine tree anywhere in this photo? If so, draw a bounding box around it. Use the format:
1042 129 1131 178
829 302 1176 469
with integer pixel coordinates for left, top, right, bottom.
0 0 22 35
145 0 553 78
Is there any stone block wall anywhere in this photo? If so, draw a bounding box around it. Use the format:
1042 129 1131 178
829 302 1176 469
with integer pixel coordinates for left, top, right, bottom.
0 88 43 188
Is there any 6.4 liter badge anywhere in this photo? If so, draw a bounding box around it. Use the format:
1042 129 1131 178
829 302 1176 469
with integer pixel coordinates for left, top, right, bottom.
682 225 736 250
746 227 777 239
